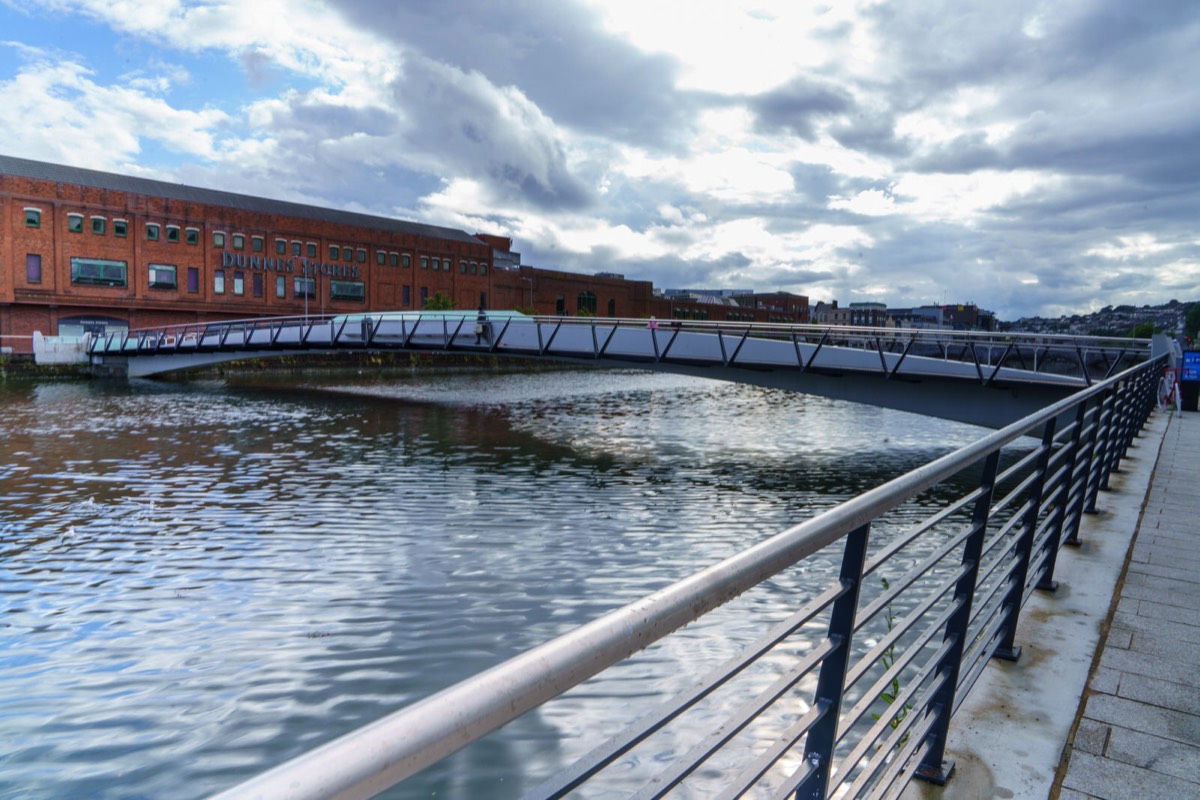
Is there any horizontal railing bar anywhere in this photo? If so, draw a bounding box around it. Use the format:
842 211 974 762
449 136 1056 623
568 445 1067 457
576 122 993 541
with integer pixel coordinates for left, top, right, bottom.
833 636 955 791
862 499 974 577
626 637 839 799
857 532 974 637
713 704 827 800
838 600 958 742
527 582 845 797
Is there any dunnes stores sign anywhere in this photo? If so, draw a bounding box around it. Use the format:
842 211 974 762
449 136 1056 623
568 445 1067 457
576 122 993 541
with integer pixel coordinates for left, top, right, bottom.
220 252 364 281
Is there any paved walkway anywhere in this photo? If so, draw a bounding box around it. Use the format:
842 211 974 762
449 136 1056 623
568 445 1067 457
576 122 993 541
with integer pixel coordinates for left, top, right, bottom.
1054 412 1200 799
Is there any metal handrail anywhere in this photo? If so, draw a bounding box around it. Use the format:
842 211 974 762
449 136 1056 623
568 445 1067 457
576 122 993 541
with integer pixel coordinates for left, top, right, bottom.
88 314 1150 388
209 353 1165 800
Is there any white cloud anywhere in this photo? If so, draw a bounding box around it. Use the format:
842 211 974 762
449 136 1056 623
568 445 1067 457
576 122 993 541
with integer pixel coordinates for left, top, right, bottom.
2 0 1199 320
0 52 227 168
1086 235 1175 261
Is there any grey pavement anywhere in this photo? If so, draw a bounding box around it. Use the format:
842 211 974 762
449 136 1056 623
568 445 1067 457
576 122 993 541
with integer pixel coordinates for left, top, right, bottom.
904 408 1199 800
1054 410 1200 800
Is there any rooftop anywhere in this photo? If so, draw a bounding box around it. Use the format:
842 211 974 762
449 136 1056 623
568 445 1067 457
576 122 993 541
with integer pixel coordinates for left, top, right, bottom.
0 153 482 246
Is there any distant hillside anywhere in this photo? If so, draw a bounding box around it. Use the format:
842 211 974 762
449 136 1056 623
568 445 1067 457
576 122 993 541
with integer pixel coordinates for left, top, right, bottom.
1003 300 1199 339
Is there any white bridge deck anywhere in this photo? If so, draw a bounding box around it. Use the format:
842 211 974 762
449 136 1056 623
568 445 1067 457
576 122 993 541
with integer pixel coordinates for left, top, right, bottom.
88 312 1156 429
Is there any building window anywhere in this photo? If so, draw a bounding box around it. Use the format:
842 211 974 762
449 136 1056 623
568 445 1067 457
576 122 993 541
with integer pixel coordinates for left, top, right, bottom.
608 298 617 317
114 219 127 237
306 242 317 258
330 245 340 261
233 271 245 296
577 291 597 315
70 257 127 287
421 256 429 270
252 273 264 298
356 248 366 263
65 213 83 233
420 286 429 305
166 225 180 242
214 232 226 248
294 277 315 298
232 233 244 250
459 260 468 274
402 285 411 306
25 208 41 228
376 250 386 266
186 227 200 245
401 253 411 268
330 280 366 301
91 216 106 235
26 254 41 283
479 264 487 276
276 275 286 298
432 257 441 271
292 240 301 256
390 252 400 267
148 264 177 289
214 270 225 294
251 235 263 253
470 262 478 275
275 239 286 255
187 267 199 293
146 223 159 240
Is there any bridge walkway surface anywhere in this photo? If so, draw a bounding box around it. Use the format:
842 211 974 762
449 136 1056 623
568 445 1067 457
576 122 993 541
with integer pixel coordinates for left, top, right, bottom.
904 409 1199 800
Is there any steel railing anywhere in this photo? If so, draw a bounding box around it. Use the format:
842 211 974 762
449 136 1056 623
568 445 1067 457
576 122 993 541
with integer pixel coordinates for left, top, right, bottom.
89 313 1149 385
208 351 1165 800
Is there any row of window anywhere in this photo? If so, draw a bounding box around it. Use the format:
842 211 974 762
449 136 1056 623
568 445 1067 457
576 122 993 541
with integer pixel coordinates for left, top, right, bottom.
23 254 368 302
25 209 489 275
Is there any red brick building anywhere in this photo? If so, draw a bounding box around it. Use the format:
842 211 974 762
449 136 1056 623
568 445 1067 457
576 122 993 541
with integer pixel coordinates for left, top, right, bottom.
1 154 499 351
2 154 808 354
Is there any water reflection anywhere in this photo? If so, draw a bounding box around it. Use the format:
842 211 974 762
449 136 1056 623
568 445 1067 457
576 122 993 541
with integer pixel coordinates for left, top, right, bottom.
0 369 989 799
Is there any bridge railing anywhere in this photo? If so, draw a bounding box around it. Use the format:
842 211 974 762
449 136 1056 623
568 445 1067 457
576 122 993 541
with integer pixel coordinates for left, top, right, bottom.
209 351 1165 799
88 312 1149 384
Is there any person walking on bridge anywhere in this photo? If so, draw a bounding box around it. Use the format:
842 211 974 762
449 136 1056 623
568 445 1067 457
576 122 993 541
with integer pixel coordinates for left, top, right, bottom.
475 305 489 345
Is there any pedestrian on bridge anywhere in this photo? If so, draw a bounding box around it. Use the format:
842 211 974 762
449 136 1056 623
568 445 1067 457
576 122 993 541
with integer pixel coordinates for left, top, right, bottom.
475 306 489 345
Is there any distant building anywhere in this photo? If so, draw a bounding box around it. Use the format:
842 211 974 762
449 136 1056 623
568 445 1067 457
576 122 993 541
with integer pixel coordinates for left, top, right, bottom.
887 306 946 329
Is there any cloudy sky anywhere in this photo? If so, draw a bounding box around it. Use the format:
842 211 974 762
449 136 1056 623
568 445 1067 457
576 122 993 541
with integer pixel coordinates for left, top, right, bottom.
2 0 1198 319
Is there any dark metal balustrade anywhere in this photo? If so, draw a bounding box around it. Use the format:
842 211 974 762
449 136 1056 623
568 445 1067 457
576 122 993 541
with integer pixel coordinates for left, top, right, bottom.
206 343 1165 799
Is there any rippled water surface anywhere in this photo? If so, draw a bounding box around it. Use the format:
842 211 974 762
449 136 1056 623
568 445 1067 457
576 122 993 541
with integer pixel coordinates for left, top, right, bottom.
0 368 987 799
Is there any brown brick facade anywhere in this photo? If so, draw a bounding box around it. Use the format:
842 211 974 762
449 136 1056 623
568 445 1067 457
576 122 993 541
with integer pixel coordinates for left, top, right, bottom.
2 156 809 354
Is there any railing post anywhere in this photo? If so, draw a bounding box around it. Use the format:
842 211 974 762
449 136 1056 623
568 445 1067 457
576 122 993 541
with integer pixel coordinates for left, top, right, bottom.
1084 387 1117 512
1064 399 1101 545
1034 401 1081 589
916 450 1001 785
1106 379 1136 476
994 416 1057 661
795 523 870 800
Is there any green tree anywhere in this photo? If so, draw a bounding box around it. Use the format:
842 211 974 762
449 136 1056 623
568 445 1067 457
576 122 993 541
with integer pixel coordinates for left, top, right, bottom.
423 291 456 310
1132 321 1155 338
1186 305 1200 339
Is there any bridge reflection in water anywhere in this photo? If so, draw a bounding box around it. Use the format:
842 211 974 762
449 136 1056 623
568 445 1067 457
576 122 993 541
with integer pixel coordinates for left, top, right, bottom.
182 313 1165 798
88 313 1157 428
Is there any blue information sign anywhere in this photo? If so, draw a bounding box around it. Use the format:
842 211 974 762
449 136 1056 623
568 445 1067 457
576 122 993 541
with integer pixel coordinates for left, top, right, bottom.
1183 351 1200 382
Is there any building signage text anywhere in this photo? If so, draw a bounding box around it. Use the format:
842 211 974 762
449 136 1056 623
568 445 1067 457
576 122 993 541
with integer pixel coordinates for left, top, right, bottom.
220 252 363 280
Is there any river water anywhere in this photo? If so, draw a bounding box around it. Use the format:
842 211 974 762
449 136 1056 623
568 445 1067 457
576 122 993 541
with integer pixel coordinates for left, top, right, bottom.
0 367 988 799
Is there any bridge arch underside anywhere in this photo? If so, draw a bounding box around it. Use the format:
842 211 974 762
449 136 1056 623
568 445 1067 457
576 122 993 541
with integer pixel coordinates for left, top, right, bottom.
110 347 1080 430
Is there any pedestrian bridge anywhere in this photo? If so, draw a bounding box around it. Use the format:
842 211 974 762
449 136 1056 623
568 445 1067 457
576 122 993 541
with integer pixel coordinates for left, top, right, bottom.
87 311 1159 428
